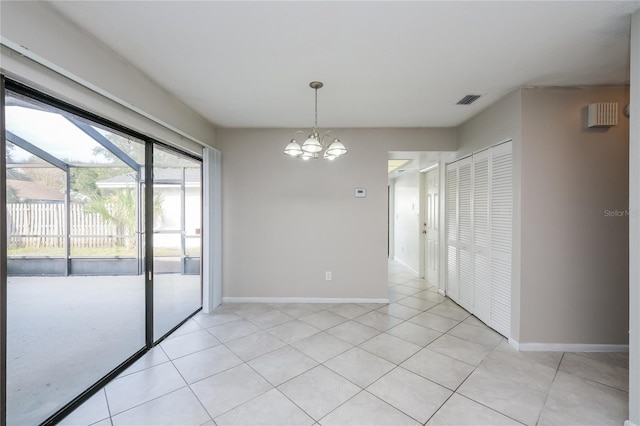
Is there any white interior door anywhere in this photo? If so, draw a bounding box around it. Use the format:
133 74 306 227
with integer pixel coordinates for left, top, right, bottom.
424 168 439 286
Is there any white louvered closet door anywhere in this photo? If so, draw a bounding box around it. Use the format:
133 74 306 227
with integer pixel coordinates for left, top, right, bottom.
489 141 513 338
446 163 459 301
457 158 474 312
472 150 491 325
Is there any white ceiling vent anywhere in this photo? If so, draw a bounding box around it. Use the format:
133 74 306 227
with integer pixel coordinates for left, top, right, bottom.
587 102 618 128
456 94 482 105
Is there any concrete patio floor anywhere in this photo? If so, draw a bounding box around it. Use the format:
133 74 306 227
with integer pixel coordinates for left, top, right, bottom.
6 273 201 426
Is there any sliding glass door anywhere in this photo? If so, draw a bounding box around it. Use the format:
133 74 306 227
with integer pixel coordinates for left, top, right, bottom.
152 144 202 340
1 79 203 425
4 89 148 425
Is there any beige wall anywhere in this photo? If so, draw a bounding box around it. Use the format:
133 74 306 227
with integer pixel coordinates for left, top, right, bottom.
457 87 630 345
520 87 629 344
456 90 523 340
217 128 456 300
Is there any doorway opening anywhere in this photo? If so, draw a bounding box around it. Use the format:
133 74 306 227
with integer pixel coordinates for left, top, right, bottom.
388 152 446 292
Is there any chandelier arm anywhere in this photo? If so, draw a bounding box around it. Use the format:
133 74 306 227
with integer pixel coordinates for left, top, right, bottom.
320 129 339 145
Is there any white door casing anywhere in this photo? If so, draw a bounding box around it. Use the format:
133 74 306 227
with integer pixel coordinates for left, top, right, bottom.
424 168 439 286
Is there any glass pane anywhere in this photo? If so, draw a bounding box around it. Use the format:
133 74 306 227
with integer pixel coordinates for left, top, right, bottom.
93 125 146 165
70 237 137 257
6 141 48 165
153 184 181 232
5 90 146 425
7 236 65 257
153 145 202 340
70 162 141 264
6 165 66 260
154 233 182 257
185 236 201 257
5 94 128 167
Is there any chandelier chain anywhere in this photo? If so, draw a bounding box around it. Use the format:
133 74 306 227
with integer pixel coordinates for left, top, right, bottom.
314 87 318 129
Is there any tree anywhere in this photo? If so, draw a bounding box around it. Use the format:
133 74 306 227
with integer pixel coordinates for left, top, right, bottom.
84 188 163 248
6 185 20 203
70 166 129 200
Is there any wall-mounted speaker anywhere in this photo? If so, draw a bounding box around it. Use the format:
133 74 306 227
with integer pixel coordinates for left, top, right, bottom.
587 102 618 128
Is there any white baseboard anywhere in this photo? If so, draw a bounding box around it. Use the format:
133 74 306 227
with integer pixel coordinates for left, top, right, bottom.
624 420 638 426
221 297 390 304
391 257 419 276
438 288 446 297
511 341 629 352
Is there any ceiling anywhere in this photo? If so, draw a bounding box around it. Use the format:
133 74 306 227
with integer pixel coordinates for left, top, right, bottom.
47 1 640 129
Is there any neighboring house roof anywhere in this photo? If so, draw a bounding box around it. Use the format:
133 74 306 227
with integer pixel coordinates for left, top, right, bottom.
96 168 201 188
6 179 65 201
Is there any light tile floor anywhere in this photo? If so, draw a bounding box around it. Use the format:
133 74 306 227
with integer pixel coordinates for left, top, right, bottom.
61 261 629 426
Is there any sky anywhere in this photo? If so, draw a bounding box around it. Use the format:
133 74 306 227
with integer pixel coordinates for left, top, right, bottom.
5 106 117 165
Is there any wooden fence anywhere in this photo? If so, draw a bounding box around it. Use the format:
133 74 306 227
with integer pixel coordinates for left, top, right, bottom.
7 202 122 249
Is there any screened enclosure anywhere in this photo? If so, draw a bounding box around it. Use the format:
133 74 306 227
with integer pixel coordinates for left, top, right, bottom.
6 92 201 276
2 81 204 425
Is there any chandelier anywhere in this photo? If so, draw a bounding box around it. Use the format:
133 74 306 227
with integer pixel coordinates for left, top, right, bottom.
283 81 347 160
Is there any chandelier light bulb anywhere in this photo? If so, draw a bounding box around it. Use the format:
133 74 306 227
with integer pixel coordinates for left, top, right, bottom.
302 132 323 153
284 139 303 156
326 138 347 157
301 151 315 160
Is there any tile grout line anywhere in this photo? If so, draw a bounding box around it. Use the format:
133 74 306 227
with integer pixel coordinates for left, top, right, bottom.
99 379 115 426
239 346 321 424
106 345 192 421
444 344 529 426
534 351 565 425
163 343 215 425
558 354 631 394
101 388 114 426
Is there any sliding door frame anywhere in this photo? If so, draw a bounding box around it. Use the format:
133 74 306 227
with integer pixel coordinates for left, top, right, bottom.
1 77 204 426
1 74 8 426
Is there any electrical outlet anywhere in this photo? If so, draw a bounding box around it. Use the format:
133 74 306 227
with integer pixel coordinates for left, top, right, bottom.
325 271 332 281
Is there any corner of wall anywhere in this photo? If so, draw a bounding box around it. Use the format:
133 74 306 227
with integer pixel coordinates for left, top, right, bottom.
519 85 630 346
627 8 640 425
1 1 216 151
455 88 523 342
